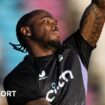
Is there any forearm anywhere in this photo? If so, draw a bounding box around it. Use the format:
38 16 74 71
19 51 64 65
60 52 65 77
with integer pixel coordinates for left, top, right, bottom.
80 1 105 47
26 98 51 105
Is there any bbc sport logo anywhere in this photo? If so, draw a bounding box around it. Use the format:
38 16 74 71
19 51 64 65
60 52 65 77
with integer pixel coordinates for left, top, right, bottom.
0 90 16 97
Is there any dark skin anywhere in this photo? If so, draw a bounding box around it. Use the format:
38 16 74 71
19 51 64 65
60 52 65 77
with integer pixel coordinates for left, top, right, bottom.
21 11 61 57
21 1 105 105
80 1 105 47
26 98 51 105
92 0 105 8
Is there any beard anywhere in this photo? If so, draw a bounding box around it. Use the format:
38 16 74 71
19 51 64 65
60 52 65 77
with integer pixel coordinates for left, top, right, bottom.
43 39 61 51
38 38 61 52
30 31 61 52
32 36 61 51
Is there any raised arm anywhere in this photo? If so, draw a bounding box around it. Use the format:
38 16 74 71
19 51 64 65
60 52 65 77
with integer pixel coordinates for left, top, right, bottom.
80 0 105 47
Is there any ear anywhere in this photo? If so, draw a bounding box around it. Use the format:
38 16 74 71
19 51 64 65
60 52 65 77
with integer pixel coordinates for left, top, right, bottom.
20 26 32 37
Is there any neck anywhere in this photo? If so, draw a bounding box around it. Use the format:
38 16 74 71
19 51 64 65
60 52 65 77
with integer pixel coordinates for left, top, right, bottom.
30 45 53 57
27 40 54 57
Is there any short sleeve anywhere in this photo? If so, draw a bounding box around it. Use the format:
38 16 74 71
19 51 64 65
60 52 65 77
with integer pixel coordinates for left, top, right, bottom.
3 67 42 105
63 29 95 69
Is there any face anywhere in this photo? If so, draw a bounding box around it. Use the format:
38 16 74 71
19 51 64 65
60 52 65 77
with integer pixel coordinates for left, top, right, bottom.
30 11 61 50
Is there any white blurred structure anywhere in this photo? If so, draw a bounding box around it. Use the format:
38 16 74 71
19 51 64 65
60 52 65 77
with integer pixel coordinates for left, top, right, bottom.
66 0 91 30
0 87 8 105
89 24 105 105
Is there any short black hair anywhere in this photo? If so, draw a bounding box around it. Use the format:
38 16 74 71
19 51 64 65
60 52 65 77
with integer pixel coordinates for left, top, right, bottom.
10 10 49 53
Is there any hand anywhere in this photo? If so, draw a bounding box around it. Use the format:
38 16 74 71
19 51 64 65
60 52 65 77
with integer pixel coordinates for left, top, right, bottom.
92 0 105 8
26 98 52 105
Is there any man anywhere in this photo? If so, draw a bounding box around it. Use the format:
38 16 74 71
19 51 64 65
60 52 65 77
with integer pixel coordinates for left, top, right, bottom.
3 0 105 105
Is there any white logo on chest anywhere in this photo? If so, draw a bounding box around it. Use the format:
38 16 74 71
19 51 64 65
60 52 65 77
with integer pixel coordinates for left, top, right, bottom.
39 70 47 80
58 54 63 62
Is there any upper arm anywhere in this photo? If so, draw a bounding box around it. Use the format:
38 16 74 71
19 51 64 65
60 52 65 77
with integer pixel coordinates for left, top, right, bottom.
26 98 51 105
80 2 105 47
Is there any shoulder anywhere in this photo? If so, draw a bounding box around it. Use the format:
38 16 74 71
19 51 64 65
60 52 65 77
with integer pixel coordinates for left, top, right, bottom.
3 55 36 90
63 29 94 49
63 30 81 52
58 44 78 65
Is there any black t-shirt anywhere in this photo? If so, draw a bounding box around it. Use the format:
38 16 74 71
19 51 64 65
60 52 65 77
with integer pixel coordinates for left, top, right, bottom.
3 30 94 105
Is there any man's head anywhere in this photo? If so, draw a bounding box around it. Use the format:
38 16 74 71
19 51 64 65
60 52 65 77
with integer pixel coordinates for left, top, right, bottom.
16 10 61 53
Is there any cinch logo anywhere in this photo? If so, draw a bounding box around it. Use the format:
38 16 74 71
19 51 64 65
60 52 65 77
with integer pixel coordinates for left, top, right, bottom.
46 70 74 102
